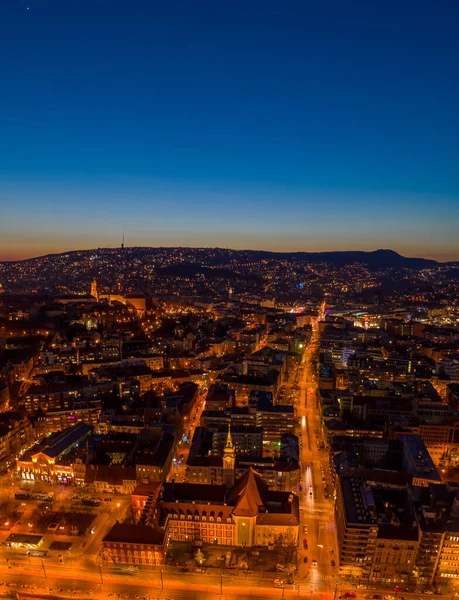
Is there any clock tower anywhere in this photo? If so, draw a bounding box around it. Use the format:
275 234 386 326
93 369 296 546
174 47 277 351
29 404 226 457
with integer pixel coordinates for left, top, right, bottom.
223 425 235 488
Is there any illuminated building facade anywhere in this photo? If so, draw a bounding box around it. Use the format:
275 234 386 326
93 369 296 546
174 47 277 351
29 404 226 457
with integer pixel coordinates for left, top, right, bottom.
102 522 165 567
16 422 91 483
162 469 299 548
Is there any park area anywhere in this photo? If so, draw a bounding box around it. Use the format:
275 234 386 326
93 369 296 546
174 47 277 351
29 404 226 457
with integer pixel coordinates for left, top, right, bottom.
0 498 95 537
167 542 297 574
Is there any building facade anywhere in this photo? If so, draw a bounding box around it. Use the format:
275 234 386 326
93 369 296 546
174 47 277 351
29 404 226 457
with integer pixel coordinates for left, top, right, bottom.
102 522 165 566
162 469 299 549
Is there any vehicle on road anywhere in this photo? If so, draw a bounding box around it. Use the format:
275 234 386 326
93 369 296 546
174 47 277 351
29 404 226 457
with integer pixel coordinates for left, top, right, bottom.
344 593 356 598
113 566 139 575
303 525 308 534
14 492 31 500
312 559 317 566
82 498 101 507
34 493 54 502
27 550 48 557
274 579 295 589
331 560 335 566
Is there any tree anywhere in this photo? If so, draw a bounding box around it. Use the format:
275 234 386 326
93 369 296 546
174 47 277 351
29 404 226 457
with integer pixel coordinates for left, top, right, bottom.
194 548 206 567
274 527 297 572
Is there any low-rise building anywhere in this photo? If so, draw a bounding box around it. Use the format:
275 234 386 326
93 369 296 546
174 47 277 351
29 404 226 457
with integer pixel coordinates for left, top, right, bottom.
235 456 300 492
219 373 279 406
336 475 419 582
0 412 35 472
0 382 10 412
132 482 162 525
102 522 165 566
16 422 91 483
85 465 138 494
135 429 175 482
205 383 235 411
34 401 101 434
399 434 442 487
335 475 378 578
371 525 419 583
212 425 263 457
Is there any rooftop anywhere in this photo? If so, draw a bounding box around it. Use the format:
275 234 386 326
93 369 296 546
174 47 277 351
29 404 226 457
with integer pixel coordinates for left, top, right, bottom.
103 522 165 546
40 423 91 459
162 482 226 504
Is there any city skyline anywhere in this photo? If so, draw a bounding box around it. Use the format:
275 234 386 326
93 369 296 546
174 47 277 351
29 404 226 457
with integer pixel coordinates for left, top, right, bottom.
1 1 458 261
0 239 457 264
1 2 459 597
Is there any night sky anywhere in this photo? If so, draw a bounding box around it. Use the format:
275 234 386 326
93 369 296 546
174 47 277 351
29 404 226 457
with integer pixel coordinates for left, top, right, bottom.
1 0 458 261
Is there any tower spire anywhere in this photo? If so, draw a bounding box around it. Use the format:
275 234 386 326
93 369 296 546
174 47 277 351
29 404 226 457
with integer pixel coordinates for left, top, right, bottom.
224 424 234 453
90 278 98 301
223 423 235 488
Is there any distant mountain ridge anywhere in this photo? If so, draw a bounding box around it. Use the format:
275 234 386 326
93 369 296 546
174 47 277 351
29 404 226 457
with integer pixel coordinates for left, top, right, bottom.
235 248 439 269
0 247 439 270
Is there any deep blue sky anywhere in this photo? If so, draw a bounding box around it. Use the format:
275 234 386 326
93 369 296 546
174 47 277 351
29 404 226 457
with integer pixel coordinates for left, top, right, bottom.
1 0 458 260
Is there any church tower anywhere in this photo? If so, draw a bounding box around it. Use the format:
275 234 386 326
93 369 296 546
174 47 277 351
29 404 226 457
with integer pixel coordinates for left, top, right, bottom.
90 279 98 301
223 425 235 488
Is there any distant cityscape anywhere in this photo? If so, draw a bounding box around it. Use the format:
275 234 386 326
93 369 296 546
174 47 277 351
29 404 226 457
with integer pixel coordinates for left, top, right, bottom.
0 245 458 598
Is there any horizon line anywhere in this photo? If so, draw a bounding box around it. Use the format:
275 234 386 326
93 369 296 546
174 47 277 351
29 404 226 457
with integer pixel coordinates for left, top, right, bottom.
0 245 456 264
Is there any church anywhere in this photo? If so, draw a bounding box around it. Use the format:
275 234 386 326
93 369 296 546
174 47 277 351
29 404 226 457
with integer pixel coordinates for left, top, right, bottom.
160 428 300 548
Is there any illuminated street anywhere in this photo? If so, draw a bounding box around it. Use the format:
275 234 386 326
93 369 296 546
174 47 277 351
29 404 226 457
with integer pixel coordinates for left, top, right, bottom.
4 560 455 600
166 387 208 485
0 559 337 598
294 307 339 591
